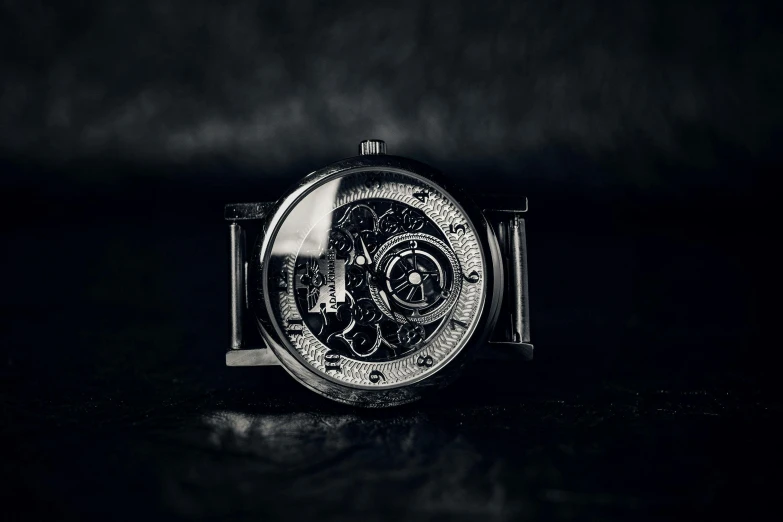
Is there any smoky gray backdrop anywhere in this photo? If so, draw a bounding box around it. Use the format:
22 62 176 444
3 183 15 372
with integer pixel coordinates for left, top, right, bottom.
2 1 780 187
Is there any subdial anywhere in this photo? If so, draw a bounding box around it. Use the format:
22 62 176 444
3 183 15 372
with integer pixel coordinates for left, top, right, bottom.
385 247 445 309
368 233 463 324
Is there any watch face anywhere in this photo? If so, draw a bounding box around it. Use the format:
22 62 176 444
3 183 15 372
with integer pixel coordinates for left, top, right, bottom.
263 169 486 389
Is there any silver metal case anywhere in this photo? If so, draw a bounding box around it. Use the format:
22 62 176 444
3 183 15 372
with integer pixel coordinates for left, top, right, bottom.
226 149 531 407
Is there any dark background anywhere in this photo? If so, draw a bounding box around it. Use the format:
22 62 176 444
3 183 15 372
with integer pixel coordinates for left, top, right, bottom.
0 1 778 520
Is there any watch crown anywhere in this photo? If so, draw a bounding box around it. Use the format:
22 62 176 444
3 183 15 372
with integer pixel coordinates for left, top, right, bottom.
359 139 386 155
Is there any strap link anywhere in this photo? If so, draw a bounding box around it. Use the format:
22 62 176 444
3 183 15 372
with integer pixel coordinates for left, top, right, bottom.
225 202 280 366
486 210 533 360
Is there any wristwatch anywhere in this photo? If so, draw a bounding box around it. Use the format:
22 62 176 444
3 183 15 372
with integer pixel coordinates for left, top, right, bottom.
225 140 532 407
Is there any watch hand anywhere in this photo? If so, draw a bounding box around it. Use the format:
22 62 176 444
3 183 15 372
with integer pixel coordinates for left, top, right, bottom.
359 234 373 265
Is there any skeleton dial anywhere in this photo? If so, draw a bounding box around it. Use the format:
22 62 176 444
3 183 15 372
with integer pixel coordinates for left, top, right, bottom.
265 170 485 389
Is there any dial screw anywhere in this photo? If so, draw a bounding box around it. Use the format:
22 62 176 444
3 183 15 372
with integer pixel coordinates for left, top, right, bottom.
359 139 386 155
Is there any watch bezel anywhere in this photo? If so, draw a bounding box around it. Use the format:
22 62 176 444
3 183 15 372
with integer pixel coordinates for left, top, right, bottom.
248 154 504 407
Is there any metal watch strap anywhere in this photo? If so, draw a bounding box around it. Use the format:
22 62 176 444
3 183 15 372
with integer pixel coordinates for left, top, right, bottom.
485 208 534 361
225 202 279 366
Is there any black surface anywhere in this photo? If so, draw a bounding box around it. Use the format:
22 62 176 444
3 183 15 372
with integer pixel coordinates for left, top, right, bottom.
1 1 779 520
2 170 775 521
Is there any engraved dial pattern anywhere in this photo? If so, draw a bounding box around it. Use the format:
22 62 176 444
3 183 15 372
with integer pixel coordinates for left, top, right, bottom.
265 171 484 389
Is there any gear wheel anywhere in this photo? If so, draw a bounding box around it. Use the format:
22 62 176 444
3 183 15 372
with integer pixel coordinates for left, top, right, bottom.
397 323 426 348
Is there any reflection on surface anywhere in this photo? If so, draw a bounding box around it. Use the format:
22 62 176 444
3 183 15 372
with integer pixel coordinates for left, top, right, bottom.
191 409 529 519
271 180 339 256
